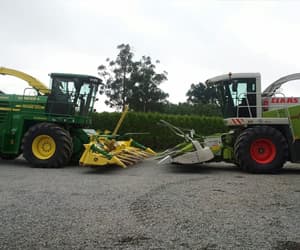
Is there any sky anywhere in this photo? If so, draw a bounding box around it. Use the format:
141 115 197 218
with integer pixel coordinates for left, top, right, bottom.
1 0 300 111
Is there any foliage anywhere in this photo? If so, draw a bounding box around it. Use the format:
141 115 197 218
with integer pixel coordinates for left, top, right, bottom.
128 56 169 112
91 112 226 150
98 44 168 111
98 44 135 110
186 82 218 104
161 102 221 116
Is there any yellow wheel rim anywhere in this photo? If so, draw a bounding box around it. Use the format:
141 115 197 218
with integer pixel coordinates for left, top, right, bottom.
32 135 56 160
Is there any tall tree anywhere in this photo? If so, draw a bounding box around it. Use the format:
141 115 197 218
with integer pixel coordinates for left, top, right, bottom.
98 44 136 110
98 44 168 111
129 56 168 112
186 82 217 104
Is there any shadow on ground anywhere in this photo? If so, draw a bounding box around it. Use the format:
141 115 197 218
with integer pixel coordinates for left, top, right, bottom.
1 157 300 176
162 162 300 175
82 165 123 175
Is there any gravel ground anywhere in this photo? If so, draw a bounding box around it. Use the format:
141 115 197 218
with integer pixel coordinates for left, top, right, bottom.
0 157 299 250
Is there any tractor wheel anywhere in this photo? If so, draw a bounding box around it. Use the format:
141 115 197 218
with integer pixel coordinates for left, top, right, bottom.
234 126 288 173
22 123 73 168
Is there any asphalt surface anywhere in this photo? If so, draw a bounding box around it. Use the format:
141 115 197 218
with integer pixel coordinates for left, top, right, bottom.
0 158 299 250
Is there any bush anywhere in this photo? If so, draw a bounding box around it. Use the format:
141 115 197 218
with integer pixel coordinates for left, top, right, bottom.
91 112 226 151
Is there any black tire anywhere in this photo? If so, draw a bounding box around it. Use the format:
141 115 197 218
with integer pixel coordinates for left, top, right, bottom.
234 126 288 173
22 123 73 168
68 134 86 164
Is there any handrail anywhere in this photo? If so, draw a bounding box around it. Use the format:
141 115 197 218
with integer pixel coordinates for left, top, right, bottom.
236 91 293 118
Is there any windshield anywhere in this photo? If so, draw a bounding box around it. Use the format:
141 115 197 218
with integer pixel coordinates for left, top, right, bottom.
210 78 257 118
76 81 99 116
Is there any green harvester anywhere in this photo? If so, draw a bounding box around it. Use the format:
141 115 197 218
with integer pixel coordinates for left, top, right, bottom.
158 72 300 173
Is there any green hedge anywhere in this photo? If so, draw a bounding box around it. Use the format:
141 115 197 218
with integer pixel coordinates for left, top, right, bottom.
91 112 226 150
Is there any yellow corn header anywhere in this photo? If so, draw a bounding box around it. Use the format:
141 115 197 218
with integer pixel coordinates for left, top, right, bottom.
79 106 156 168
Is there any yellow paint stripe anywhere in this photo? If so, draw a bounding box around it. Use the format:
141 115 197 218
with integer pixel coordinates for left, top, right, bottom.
0 107 20 112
